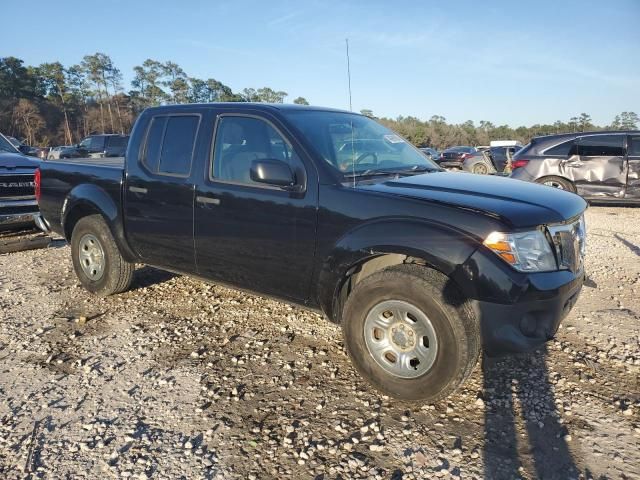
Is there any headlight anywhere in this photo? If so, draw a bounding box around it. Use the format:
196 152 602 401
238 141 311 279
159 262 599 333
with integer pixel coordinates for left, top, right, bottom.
483 229 557 272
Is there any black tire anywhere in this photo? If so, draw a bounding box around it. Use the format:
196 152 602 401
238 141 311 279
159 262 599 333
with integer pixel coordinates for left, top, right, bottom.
341 265 480 402
71 215 134 296
536 175 576 193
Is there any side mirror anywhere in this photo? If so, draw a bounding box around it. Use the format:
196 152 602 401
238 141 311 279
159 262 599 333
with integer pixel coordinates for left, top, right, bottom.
250 159 295 187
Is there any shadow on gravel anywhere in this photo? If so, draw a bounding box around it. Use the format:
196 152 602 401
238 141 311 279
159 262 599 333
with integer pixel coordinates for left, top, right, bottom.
614 233 640 257
482 348 579 480
131 266 177 290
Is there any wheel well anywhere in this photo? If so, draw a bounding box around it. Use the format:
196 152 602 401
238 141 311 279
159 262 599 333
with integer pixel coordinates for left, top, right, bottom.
63 204 101 240
536 175 574 185
332 254 441 323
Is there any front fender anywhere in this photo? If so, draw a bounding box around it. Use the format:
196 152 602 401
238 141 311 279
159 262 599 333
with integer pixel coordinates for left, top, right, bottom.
315 218 479 321
62 183 137 262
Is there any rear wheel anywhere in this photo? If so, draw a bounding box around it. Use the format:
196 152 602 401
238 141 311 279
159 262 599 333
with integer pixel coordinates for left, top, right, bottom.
536 175 576 192
341 265 480 402
71 215 134 296
471 162 490 175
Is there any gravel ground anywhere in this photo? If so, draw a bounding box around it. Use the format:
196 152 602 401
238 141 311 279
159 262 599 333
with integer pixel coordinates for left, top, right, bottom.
0 206 638 480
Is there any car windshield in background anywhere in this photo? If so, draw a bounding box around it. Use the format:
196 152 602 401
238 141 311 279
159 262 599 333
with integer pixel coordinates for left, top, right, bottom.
0 135 18 153
284 111 440 177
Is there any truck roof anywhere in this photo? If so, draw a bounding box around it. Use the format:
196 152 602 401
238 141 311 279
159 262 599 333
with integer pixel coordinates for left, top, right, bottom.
142 103 354 115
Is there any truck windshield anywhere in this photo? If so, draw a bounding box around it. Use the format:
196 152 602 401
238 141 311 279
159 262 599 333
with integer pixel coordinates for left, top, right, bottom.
284 111 440 177
0 134 18 153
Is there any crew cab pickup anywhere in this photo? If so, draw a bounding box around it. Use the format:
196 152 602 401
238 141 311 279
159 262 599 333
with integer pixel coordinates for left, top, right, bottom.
36 104 587 401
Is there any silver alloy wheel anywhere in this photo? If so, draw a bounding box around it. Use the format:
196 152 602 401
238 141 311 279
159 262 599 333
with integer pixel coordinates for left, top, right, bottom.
543 180 565 189
473 162 489 174
78 233 105 281
363 300 438 379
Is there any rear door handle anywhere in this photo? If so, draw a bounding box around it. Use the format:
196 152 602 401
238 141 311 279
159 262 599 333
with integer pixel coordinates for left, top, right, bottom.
196 195 221 206
129 186 148 194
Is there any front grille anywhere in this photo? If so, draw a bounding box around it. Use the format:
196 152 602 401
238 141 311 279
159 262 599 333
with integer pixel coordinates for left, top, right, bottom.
0 173 35 199
548 217 586 273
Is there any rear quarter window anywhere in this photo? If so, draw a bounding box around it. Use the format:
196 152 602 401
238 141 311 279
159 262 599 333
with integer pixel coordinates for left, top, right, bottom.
543 139 574 157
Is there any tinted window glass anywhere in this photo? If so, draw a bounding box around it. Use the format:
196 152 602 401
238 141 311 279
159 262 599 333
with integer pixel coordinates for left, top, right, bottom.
108 136 128 149
143 117 167 172
628 136 640 156
158 116 199 175
544 140 574 157
89 136 105 152
578 135 625 157
213 116 304 185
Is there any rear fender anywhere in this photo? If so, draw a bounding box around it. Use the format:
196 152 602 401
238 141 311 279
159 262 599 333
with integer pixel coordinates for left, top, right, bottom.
62 183 137 262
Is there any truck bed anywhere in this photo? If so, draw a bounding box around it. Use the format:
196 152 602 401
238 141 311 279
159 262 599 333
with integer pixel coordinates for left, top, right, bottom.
38 156 125 238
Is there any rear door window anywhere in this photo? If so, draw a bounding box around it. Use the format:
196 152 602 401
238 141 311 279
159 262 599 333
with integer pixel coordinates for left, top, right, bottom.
142 115 200 176
578 135 625 157
89 136 105 152
159 116 199 175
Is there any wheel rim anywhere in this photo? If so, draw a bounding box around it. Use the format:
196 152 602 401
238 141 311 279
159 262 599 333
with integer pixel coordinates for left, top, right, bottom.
473 163 488 174
543 180 565 190
363 300 438 379
78 233 105 281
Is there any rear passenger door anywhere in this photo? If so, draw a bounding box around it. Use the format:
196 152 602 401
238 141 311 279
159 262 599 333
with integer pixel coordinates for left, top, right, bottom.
570 134 627 198
626 135 640 199
124 113 202 272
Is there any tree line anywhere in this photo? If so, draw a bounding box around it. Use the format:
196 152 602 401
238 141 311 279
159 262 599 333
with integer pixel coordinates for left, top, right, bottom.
0 53 309 146
0 52 637 149
375 111 639 150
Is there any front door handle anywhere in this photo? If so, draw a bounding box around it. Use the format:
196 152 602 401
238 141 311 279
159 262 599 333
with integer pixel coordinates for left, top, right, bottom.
196 195 221 206
129 186 148 194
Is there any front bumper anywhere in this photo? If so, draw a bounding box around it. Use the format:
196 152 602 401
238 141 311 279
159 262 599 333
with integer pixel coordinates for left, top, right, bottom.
453 248 585 356
470 274 583 355
0 198 39 230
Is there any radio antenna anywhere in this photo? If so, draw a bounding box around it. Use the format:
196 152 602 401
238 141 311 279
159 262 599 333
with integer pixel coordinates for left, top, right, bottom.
346 38 352 111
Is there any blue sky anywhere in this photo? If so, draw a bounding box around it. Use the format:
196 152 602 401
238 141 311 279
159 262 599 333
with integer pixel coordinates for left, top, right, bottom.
2 0 639 126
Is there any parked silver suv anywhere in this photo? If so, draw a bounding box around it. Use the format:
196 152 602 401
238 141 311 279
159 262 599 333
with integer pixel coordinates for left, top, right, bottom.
510 131 640 202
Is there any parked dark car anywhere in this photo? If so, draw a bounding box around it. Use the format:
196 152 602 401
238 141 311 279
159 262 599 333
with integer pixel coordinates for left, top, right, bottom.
510 131 640 202
419 147 439 161
63 134 130 159
37 103 587 401
463 145 523 174
437 146 477 169
0 133 40 230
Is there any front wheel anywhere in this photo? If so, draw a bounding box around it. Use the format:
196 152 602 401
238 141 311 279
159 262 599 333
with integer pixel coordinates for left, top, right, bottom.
341 265 480 402
71 215 134 296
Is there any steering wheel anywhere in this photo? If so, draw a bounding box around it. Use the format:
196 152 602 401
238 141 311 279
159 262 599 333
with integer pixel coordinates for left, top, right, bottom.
355 152 378 165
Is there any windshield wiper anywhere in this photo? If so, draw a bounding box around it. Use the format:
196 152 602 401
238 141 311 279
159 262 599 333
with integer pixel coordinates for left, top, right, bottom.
343 169 400 179
344 165 438 179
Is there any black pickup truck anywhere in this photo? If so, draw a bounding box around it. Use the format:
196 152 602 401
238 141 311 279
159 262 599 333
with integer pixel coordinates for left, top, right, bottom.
36 103 587 401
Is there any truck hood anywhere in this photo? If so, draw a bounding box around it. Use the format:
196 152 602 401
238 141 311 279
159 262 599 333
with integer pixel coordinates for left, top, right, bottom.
359 171 587 229
0 152 40 170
